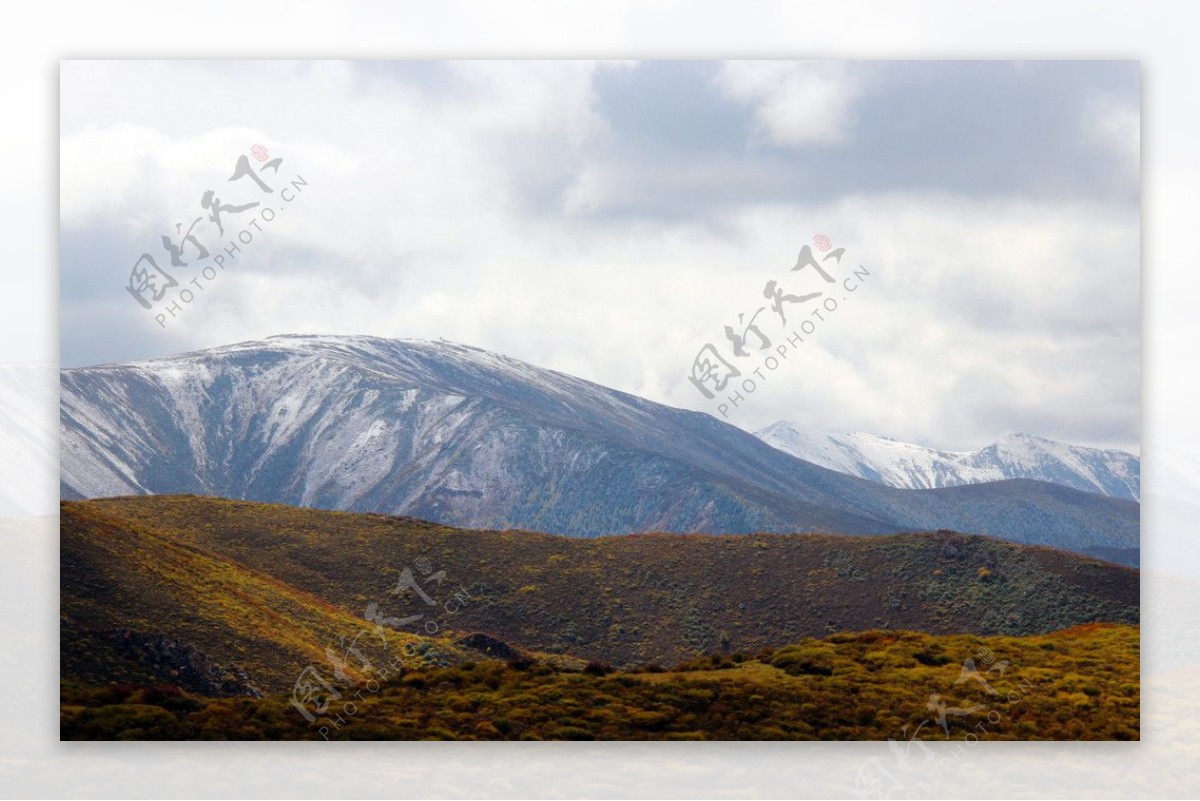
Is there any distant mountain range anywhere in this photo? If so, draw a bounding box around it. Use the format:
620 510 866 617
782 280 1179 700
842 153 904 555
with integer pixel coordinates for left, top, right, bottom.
59 335 1139 561
756 422 1140 502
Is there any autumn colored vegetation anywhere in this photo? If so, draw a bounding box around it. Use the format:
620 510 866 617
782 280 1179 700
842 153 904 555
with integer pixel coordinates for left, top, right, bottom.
60 496 1139 740
61 624 1138 740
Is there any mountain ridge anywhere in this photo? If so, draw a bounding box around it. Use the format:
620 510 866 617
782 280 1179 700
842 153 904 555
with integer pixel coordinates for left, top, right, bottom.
60 335 1139 560
756 421 1140 501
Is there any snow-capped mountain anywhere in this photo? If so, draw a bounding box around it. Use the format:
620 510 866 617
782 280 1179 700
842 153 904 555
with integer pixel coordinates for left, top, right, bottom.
60 335 1138 560
755 421 1140 502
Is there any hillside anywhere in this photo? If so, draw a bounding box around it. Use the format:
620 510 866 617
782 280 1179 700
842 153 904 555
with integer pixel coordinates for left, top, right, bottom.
61 624 1139 741
60 335 1139 559
60 500 475 696
61 496 1139 696
756 422 1140 501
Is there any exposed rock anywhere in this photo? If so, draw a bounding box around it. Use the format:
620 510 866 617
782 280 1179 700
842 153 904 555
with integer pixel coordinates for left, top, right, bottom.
105 630 262 697
457 632 521 661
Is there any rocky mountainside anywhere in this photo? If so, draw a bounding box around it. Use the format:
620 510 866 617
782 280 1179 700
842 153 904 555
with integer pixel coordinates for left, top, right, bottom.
60 335 1139 558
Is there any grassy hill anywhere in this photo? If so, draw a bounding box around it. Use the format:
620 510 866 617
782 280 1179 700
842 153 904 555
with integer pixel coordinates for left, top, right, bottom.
61 624 1139 740
62 495 1138 698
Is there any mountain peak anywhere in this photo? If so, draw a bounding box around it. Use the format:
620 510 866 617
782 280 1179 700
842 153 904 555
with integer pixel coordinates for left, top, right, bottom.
60 337 1139 561
998 432 1051 445
757 424 1139 501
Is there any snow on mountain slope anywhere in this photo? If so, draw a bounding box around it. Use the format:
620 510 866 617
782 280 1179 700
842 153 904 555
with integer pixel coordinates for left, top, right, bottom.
59 335 1139 558
755 421 1140 501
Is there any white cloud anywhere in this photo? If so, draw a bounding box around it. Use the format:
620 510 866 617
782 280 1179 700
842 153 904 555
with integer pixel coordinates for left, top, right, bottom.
674 195 1139 451
59 61 1139 453
1086 93 1140 191
714 61 858 147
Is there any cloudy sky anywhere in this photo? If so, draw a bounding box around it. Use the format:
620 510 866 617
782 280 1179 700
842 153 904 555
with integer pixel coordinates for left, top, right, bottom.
60 60 1139 452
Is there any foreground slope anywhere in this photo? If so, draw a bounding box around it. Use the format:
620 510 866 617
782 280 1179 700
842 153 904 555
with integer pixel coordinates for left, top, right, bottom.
60 335 1139 558
756 421 1140 501
60 500 475 696
61 496 1139 694
62 624 1139 741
